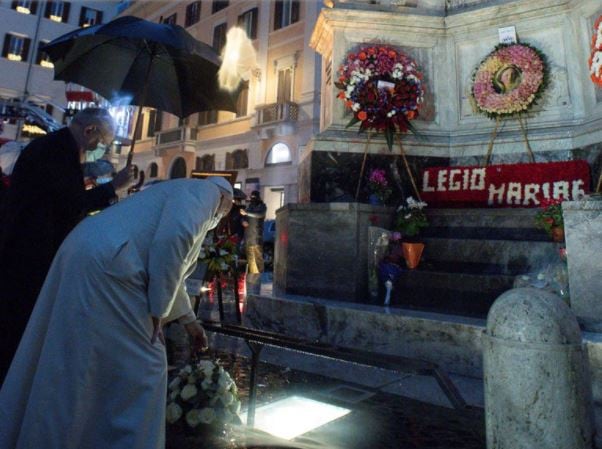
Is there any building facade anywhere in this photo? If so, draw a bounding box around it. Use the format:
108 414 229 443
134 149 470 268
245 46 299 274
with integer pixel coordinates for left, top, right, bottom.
0 0 123 140
120 0 322 217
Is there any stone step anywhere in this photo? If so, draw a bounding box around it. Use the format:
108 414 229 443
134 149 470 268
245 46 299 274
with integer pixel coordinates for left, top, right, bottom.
426 208 542 229
396 269 515 294
419 238 560 271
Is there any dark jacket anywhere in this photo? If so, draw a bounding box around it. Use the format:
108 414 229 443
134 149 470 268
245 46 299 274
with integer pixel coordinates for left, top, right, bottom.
243 199 266 245
0 127 116 380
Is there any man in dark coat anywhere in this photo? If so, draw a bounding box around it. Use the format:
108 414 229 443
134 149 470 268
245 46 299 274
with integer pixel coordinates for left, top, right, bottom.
241 190 267 274
0 108 135 382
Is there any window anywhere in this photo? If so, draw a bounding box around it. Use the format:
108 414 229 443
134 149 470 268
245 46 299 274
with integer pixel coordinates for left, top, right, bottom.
147 109 162 137
226 149 248 170
44 1 70 23
277 67 293 103
162 13 177 25
266 142 292 165
149 162 158 178
185 1 201 27
212 23 227 54
2 34 31 62
11 0 37 15
170 157 187 179
274 0 299 31
212 0 228 14
237 8 258 40
79 7 102 27
196 155 215 171
236 81 249 117
36 41 53 68
197 110 218 126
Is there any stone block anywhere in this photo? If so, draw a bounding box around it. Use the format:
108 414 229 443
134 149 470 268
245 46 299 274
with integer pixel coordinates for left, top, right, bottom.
563 198 602 329
274 202 393 302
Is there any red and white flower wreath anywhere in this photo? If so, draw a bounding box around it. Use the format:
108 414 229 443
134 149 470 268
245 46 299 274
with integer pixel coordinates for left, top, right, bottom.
589 15 602 87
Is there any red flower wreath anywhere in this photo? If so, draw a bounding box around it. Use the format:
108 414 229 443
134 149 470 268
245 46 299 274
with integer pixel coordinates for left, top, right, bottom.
335 45 425 150
589 15 602 87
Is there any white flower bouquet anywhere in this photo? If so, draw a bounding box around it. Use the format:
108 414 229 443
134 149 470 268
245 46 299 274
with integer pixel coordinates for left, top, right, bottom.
166 359 241 436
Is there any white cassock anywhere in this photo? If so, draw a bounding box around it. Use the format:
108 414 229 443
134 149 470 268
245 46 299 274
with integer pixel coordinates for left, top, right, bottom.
0 179 223 449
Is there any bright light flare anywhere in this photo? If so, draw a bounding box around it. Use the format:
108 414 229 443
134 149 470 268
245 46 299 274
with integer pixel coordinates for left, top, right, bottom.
244 396 351 440
218 27 257 92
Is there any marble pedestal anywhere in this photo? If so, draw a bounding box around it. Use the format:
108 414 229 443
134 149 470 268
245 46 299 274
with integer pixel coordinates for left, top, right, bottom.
563 198 602 330
273 202 393 302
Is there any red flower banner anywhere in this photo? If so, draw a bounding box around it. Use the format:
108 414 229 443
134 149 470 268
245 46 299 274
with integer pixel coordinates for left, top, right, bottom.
420 161 590 208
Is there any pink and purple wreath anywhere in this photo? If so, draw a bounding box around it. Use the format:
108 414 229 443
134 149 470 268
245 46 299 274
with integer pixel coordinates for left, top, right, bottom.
471 43 548 119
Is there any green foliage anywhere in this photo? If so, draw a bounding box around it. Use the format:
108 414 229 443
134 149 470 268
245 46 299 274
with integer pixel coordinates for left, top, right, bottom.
394 197 429 238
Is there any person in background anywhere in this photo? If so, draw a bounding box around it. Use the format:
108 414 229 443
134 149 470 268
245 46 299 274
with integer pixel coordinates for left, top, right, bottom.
0 107 136 382
241 190 267 275
0 177 233 449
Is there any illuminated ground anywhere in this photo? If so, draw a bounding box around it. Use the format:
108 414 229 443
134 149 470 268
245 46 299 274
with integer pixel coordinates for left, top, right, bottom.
167 351 485 449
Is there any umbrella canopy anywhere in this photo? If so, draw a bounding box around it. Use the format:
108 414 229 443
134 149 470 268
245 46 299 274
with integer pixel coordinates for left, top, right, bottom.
43 16 239 118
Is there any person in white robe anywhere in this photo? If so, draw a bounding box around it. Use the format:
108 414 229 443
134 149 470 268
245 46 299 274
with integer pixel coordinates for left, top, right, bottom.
0 177 233 449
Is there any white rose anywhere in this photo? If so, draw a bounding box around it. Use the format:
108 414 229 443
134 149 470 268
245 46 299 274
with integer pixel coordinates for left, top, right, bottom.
181 384 198 401
201 378 213 391
198 360 215 377
199 407 216 424
221 391 234 406
185 409 203 428
181 365 192 375
222 410 234 424
166 403 183 424
169 389 180 401
168 377 181 391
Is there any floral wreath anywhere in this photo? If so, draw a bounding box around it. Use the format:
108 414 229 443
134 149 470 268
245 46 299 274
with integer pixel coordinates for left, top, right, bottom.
471 43 549 119
589 15 602 87
335 45 425 150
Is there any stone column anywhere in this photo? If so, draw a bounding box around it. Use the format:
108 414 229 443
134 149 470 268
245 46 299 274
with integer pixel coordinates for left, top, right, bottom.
563 198 602 330
484 288 594 449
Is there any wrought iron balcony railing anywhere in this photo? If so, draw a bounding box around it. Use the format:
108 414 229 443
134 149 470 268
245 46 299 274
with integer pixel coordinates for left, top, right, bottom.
255 101 298 126
154 126 198 146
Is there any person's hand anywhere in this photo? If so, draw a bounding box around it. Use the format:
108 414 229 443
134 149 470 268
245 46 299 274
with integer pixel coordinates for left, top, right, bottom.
239 209 247 216
111 164 137 192
151 316 165 345
184 320 209 355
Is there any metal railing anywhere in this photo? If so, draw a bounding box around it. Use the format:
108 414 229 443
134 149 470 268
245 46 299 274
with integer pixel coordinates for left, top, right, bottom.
255 101 298 126
154 126 198 146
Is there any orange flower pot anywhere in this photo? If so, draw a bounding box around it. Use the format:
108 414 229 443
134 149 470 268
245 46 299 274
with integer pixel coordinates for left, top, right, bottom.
551 226 564 243
402 242 424 270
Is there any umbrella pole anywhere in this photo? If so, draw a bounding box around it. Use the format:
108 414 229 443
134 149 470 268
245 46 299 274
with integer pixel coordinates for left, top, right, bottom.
126 43 154 167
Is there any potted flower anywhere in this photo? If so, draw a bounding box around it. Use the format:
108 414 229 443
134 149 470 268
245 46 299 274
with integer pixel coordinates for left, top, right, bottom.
535 198 564 242
367 168 392 205
166 359 241 443
394 197 428 269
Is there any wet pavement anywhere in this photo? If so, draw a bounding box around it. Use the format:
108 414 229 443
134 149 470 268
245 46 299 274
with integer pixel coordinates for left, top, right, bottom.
178 273 486 449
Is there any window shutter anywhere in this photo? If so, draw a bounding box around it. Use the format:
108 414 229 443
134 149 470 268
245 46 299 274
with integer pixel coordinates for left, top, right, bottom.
22 37 31 61
62 2 70 22
2 35 11 58
291 1 300 24
250 8 258 39
147 110 156 137
274 1 283 30
134 113 144 140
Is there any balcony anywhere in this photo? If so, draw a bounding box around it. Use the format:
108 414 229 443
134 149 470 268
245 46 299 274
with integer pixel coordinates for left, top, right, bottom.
254 101 298 139
153 126 199 156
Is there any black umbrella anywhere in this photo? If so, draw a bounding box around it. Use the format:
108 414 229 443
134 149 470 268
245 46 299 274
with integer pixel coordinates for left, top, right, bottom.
43 15 240 172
